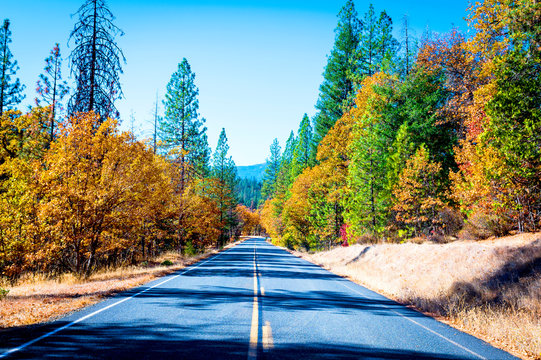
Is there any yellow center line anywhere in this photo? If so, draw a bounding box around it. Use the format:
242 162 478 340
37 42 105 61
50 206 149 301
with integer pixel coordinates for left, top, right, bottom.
248 243 259 360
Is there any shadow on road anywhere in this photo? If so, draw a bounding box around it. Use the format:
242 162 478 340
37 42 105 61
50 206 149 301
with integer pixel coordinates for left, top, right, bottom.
0 320 470 359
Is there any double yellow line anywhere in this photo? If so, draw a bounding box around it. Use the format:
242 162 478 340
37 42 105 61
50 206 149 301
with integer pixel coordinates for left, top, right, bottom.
248 244 259 360
248 241 274 360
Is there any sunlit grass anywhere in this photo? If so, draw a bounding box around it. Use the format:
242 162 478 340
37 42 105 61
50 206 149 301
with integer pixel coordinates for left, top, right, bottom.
0 249 221 328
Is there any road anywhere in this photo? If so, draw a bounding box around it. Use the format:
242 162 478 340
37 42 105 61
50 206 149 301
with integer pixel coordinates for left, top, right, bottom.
0 237 517 359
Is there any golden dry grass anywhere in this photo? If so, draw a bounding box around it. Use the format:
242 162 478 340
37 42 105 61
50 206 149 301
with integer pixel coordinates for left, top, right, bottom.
295 233 541 360
0 240 243 329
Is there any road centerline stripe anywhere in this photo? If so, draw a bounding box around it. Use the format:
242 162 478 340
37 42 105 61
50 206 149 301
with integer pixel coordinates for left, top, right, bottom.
0 244 238 359
263 321 274 351
247 241 259 360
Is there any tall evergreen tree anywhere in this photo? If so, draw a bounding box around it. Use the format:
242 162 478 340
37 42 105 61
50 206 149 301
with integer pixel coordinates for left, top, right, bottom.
353 5 399 82
376 11 399 72
356 4 378 79
36 43 69 142
276 131 297 193
159 58 210 192
291 113 314 178
261 138 281 200
314 0 361 143
0 19 24 116
211 128 238 245
68 0 125 120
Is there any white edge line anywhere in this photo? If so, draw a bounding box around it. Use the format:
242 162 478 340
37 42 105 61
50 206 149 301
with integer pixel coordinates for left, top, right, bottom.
0 245 237 359
339 282 487 360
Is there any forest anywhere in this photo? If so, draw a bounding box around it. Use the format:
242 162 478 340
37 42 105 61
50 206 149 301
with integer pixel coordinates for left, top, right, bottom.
0 0 261 280
0 0 539 281
259 0 541 250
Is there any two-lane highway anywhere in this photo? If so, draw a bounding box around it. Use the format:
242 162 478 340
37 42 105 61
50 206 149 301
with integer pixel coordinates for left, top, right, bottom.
0 238 517 359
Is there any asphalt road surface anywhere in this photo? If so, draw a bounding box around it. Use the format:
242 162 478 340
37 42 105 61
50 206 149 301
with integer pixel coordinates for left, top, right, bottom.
0 237 517 359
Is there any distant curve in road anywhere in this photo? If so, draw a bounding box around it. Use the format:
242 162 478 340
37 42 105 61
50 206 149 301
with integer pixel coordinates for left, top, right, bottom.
0 237 517 359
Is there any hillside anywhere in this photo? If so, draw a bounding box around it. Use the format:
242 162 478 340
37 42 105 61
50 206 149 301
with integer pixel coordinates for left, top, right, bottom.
237 163 266 181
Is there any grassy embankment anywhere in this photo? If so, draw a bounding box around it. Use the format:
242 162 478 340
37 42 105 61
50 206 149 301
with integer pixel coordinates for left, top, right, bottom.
294 233 541 360
0 240 243 329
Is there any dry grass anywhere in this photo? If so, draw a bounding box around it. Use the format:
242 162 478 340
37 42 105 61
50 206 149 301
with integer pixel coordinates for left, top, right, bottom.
295 233 541 360
0 240 243 329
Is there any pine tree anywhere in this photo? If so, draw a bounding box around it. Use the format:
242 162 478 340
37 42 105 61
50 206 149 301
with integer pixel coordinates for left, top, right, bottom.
36 43 69 142
211 128 238 245
68 0 125 120
291 113 314 178
159 58 210 192
261 138 281 200
0 19 24 116
277 131 297 193
376 11 399 72
314 0 361 143
353 5 399 81
356 4 378 79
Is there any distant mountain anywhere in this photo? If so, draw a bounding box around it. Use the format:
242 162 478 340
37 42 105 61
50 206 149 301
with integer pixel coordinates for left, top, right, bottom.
237 163 266 182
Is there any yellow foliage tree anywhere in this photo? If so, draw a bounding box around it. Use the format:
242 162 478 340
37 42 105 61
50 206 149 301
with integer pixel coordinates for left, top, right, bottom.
392 146 445 237
35 112 176 276
235 205 261 236
0 108 49 278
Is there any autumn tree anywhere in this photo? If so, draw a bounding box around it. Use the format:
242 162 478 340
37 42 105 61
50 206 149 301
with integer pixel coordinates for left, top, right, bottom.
68 0 125 120
36 43 69 142
236 205 261 236
0 19 24 116
180 178 222 251
36 112 177 276
281 167 318 250
392 146 445 237
0 108 49 279
159 58 210 192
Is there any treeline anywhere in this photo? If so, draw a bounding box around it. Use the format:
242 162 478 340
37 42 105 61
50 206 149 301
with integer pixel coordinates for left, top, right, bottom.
236 178 262 210
0 0 259 280
260 0 540 249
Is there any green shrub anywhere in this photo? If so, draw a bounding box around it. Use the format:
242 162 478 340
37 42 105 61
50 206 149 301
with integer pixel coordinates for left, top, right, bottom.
160 260 173 266
184 241 197 256
0 288 9 300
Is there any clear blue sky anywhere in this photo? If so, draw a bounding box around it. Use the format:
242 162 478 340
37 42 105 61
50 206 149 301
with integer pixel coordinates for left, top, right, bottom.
4 0 470 165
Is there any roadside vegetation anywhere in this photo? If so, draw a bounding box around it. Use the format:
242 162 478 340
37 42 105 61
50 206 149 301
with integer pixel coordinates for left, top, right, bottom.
0 0 262 290
260 0 541 249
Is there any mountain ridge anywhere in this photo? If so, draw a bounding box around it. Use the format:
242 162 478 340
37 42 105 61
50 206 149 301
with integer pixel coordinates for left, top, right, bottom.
237 163 266 181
